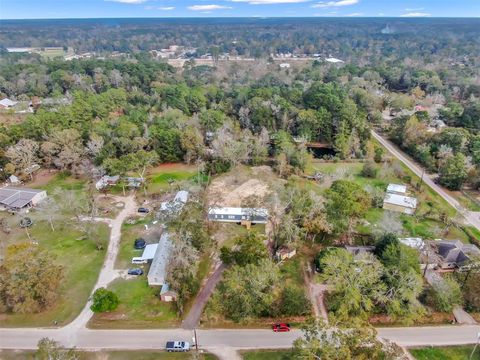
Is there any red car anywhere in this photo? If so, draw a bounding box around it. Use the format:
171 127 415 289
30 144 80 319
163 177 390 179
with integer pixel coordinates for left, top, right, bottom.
272 323 291 332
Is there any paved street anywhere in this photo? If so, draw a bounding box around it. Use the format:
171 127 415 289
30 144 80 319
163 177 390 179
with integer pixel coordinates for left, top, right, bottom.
371 130 480 232
1 325 480 351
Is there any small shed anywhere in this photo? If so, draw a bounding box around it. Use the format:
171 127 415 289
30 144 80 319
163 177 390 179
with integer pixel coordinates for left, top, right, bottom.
160 284 178 302
275 246 297 261
386 183 407 195
0 98 18 109
8 175 21 185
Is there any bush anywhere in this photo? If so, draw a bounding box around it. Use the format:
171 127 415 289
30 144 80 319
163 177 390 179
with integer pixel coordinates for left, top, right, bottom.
428 276 463 312
90 287 119 313
374 147 384 163
279 285 310 316
361 161 377 178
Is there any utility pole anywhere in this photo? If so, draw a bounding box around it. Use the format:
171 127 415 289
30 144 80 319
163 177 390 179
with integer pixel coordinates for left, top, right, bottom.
194 328 198 351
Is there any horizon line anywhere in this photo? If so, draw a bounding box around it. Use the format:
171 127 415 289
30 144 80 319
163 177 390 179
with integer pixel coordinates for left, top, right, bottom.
1 16 480 21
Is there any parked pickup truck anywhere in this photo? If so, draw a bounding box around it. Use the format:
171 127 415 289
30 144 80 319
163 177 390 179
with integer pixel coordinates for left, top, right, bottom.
165 341 190 352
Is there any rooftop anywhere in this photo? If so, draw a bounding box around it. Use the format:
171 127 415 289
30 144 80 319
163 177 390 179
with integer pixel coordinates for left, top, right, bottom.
141 243 159 261
399 237 425 249
0 187 45 209
387 183 407 194
147 232 173 286
384 193 417 209
208 207 269 217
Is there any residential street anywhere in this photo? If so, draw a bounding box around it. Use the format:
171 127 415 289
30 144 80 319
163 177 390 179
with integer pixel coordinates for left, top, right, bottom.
371 130 480 232
1 325 480 351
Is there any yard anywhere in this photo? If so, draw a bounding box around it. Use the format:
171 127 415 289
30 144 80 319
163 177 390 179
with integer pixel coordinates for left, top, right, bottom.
88 277 180 329
146 163 200 195
308 160 473 243
0 172 110 327
0 219 109 327
409 345 478 360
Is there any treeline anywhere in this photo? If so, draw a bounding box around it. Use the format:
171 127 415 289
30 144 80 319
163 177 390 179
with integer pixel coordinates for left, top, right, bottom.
1 18 479 65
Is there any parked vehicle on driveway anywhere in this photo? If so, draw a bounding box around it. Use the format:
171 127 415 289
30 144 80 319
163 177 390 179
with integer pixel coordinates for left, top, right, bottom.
134 238 146 249
127 268 143 276
131 257 148 264
272 323 291 332
137 207 150 213
165 341 190 352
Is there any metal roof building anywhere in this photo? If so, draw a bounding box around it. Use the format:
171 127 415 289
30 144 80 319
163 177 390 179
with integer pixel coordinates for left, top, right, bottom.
147 232 173 286
386 183 407 195
0 187 47 210
383 193 417 215
208 207 268 224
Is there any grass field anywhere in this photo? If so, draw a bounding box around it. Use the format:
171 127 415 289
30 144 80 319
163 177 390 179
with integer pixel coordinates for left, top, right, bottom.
0 350 217 360
409 345 478 360
146 163 200 195
241 350 294 360
0 220 109 327
88 277 180 329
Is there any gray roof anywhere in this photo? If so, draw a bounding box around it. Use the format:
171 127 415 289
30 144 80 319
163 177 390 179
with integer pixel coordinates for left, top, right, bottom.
147 232 172 286
434 240 480 265
0 187 45 209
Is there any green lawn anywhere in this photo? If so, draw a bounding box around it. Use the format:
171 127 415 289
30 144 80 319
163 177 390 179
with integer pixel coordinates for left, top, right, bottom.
37 172 87 192
242 350 295 360
409 345 478 360
1 221 109 327
88 277 180 329
146 164 199 195
116 219 154 269
0 350 217 360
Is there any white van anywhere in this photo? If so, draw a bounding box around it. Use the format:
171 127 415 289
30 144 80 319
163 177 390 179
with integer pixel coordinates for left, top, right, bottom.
132 257 147 264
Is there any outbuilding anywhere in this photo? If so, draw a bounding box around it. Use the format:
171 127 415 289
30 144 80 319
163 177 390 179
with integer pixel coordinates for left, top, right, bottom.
0 187 47 211
147 232 173 286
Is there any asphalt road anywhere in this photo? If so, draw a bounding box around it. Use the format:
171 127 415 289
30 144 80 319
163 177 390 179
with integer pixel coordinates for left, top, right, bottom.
371 130 480 232
1 325 480 351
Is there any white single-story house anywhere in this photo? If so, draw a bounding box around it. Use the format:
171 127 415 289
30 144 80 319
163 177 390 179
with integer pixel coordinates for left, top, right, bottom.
95 175 120 190
147 232 173 286
383 193 417 215
0 187 47 211
386 183 407 195
208 207 269 224
0 98 18 109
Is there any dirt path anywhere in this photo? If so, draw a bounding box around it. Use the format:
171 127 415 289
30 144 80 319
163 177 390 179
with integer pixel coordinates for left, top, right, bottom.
182 262 227 330
64 195 137 332
303 264 329 322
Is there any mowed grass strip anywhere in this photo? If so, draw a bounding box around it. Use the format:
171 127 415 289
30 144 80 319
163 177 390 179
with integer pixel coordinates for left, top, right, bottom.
88 278 180 329
409 345 478 360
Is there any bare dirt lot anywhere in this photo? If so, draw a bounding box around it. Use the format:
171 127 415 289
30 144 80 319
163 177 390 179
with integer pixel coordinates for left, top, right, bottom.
207 166 274 207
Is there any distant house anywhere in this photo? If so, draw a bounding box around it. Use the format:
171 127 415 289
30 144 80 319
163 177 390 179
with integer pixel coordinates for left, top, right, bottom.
429 240 480 270
8 175 21 185
208 207 268 224
325 57 344 64
95 175 120 190
279 63 290 68
0 98 18 109
383 183 417 215
125 177 145 189
0 187 47 211
147 232 173 286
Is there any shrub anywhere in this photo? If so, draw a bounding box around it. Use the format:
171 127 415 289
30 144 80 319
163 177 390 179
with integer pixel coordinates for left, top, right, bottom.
361 161 377 178
279 285 310 316
90 288 119 313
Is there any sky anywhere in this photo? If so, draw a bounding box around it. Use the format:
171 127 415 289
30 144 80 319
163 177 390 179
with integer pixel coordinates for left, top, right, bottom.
0 0 479 19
